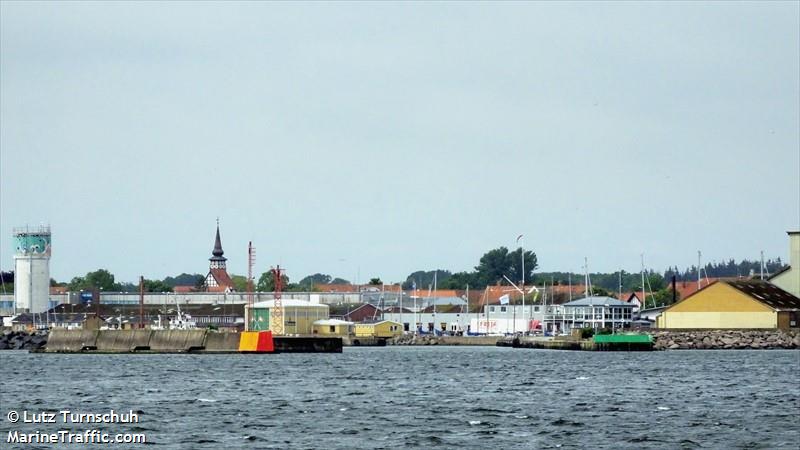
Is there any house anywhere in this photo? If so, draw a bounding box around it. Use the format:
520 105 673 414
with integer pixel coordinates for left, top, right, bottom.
656 279 800 330
769 231 800 298
354 320 403 338
544 296 635 333
312 319 354 336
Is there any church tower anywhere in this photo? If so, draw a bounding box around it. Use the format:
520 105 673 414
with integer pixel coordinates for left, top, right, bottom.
205 220 234 292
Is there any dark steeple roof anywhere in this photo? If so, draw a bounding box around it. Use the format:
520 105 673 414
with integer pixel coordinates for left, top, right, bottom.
210 221 226 262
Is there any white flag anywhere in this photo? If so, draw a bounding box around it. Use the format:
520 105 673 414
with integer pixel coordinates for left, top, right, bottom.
499 294 510 305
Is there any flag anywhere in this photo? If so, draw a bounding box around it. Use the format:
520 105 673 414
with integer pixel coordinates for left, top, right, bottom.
499 294 510 305
516 234 523 243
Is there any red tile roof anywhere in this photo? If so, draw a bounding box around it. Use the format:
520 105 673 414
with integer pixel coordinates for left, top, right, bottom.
207 268 234 291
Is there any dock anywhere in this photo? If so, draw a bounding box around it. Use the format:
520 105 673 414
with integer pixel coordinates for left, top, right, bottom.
498 334 654 351
40 329 342 354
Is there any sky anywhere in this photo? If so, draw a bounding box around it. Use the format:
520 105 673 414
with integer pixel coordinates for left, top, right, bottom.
1 2 799 285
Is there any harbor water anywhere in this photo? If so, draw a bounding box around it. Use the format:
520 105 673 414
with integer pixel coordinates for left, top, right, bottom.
1 347 798 449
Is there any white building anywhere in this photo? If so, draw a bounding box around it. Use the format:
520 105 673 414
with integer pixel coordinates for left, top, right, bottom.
13 226 52 314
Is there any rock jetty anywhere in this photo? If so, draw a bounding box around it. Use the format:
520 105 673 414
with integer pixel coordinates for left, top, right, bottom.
0 330 48 351
650 330 799 350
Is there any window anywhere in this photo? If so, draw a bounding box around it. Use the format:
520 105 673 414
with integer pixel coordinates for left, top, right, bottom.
490 306 496 312
534 306 540 312
500 307 507 313
329 325 336 332
403 323 409 331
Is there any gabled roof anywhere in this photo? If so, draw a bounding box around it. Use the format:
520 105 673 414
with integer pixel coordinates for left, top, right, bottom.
665 279 800 312
208 268 234 290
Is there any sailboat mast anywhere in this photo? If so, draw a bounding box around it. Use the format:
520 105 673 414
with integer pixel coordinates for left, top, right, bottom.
641 254 646 310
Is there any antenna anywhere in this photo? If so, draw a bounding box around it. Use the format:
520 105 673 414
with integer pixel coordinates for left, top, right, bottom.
247 241 256 331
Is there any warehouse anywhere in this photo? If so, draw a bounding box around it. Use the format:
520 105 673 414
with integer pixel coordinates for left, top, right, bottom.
247 299 329 335
656 280 800 330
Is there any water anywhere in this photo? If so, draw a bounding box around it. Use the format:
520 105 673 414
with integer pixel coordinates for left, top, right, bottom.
1 347 798 449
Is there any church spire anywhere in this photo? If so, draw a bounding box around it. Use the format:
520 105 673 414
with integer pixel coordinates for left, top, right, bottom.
209 219 227 269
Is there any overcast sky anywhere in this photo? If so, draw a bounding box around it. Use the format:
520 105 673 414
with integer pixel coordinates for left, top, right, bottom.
2 2 798 285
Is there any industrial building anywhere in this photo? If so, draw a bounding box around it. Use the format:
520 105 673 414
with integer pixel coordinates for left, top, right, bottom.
246 299 329 335
656 280 800 330
543 296 635 333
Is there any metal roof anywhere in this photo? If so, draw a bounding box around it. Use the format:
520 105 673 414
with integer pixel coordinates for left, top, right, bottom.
252 299 329 308
725 280 800 311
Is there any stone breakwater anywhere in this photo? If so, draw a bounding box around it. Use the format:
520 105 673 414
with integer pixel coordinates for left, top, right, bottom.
650 330 800 350
0 330 48 351
390 335 501 346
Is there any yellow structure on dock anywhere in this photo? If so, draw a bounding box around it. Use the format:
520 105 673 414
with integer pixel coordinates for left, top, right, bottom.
656 280 800 330
312 319 354 336
354 320 403 338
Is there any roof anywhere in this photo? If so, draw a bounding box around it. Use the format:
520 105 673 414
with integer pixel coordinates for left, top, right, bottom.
767 265 791 280
173 286 197 293
313 319 354 326
210 224 226 261
409 289 459 298
563 296 635 308
208 268 234 290
252 299 329 308
724 280 800 311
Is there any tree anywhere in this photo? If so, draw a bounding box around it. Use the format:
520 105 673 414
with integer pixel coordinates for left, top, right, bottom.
297 273 333 289
475 247 512 286
330 277 350 284
67 269 120 291
401 270 452 289
257 271 290 292
163 273 205 287
368 277 382 285
142 279 173 293
230 275 249 292
507 247 538 284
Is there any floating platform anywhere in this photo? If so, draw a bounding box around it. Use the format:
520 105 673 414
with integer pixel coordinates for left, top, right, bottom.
499 334 653 351
40 329 342 354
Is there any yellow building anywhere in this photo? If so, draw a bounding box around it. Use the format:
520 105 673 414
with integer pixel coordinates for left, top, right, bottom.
354 320 403 338
247 299 329 335
656 280 800 330
312 319 354 336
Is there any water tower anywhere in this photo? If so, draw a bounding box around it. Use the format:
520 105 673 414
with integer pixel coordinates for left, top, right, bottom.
13 225 51 313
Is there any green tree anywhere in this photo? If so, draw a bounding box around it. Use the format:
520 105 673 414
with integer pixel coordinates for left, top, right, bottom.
368 277 383 285
507 247 538 284
163 273 205 287
401 270 452 289
257 271 290 292
67 269 120 291
330 277 350 284
230 275 249 292
297 273 332 289
475 247 512 286
142 279 173 292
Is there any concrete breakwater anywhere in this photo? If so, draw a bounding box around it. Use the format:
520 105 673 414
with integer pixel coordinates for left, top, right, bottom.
390 335 502 346
0 330 47 351
19 329 342 353
650 330 800 350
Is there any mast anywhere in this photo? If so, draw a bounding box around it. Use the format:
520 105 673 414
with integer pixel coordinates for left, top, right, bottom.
697 250 702 291
641 254 647 310
760 250 765 280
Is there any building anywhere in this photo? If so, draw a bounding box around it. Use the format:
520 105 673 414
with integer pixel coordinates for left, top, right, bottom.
247 299 329 335
13 226 52 313
312 319 354 336
354 320 403 338
544 296 635 333
769 231 800 298
656 280 800 330
204 222 235 293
